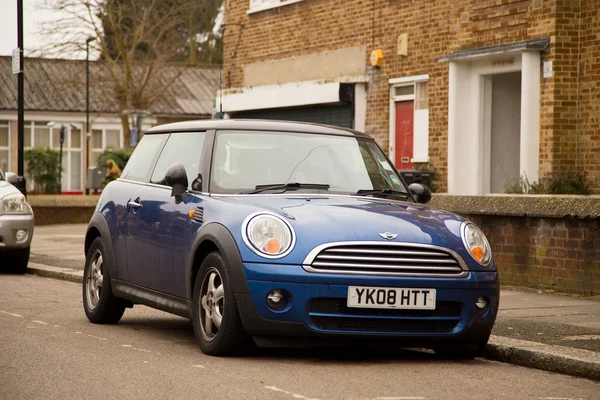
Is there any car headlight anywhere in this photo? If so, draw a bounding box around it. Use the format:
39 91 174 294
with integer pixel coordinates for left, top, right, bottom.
242 213 295 258
3 194 26 213
461 222 492 266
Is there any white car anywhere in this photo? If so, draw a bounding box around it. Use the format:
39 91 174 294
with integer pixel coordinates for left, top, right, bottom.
0 170 34 273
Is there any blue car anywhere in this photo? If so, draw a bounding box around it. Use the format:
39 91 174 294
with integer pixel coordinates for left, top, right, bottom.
83 120 499 357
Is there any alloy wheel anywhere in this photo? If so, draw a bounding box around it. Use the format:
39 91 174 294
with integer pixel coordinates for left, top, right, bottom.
85 249 104 310
199 267 225 342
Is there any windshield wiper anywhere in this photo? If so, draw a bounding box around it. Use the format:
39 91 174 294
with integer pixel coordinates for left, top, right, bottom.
355 189 409 199
241 182 331 194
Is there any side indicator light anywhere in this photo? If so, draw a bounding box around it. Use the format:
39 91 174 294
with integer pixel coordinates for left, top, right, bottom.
188 209 195 218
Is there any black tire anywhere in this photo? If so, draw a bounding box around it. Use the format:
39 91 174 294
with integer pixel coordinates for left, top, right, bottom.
5 247 30 274
434 336 490 360
191 251 251 356
83 237 126 324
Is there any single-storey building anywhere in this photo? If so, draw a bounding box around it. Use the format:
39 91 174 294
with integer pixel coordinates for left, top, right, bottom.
0 56 219 193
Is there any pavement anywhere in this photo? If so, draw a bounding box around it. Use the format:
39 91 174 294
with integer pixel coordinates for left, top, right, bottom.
25 224 600 382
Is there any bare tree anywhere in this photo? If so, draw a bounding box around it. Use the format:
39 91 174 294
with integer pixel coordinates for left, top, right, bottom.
39 0 221 144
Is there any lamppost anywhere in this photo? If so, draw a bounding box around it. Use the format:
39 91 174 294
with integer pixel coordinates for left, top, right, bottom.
85 36 95 195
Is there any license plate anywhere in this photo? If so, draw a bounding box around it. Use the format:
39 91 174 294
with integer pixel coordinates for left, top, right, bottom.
347 286 436 310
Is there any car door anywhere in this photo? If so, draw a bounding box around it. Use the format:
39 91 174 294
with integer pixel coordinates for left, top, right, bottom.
126 131 208 297
120 133 168 285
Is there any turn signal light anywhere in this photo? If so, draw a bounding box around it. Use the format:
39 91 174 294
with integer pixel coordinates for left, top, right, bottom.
472 247 484 262
188 209 195 218
264 238 281 254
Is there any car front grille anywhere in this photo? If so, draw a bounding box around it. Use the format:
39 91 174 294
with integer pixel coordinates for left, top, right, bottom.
309 298 462 334
302 242 467 277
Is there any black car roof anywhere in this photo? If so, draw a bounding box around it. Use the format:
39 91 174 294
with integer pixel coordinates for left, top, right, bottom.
144 119 371 138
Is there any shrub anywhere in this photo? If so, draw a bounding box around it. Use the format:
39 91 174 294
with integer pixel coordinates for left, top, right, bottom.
534 170 590 195
24 148 61 194
503 171 590 195
502 174 532 194
96 148 134 171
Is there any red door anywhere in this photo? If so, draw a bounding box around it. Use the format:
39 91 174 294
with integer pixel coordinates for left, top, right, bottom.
395 100 414 169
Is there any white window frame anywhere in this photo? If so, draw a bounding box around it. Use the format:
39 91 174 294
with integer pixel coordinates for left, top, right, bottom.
91 125 124 169
388 74 430 166
22 121 85 192
0 120 10 172
247 0 305 14
65 127 83 192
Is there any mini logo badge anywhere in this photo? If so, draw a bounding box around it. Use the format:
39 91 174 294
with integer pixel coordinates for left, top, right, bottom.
379 232 398 240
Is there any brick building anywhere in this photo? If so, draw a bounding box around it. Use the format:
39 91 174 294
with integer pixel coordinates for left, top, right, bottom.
220 0 600 194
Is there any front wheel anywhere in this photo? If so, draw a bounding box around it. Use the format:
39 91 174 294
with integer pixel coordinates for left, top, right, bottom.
191 252 251 356
83 237 126 324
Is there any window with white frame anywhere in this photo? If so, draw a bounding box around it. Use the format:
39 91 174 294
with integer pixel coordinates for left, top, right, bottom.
0 121 9 172
248 0 304 13
23 121 83 192
389 77 430 164
91 128 122 168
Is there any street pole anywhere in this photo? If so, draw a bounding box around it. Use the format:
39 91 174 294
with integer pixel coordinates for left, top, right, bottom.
58 126 65 194
17 0 24 177
85 37 95 195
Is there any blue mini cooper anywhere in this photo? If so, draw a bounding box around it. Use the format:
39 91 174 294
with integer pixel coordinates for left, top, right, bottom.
83 120 499 358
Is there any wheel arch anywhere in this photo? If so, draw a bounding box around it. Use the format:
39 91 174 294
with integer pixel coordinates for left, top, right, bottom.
85 212 117 278
187 223 249 301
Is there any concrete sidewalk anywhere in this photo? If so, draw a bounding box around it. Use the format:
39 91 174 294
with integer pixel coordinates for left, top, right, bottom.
30 224 87 270
23 260 600 381
488 288 600 381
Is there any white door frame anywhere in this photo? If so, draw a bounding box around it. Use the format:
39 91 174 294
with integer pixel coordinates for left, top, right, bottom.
447 52 540 195
388 74 429 166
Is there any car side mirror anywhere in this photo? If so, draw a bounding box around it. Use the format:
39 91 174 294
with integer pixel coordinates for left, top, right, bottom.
408 183 432 204
5 172 18 185
164 163 188 197
5 172 27 197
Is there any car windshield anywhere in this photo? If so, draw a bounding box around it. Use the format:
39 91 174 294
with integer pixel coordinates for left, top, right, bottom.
210 130 409 197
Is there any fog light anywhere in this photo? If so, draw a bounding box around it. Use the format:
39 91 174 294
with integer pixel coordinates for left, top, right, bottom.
15 229 28 242
476 297 488 310
266 289 287 311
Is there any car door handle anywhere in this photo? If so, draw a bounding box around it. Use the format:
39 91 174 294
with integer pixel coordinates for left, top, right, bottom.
128 201 143 209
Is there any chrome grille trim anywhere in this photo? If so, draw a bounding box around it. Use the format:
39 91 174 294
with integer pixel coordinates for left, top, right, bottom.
302 241 468 278
316 255 458 264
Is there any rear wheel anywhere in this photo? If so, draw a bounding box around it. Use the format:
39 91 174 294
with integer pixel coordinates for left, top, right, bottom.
191 252 251 356
5 247 30 274
83 237 126 324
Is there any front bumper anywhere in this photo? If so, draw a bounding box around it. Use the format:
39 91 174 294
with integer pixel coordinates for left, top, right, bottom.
236 262 499 345
0 214 34 250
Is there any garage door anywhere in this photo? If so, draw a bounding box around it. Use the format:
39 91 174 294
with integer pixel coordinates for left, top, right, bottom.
231 104 354 129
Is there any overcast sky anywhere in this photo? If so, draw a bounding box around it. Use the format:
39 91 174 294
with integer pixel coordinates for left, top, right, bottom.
0 0 66 57
0 0 223 59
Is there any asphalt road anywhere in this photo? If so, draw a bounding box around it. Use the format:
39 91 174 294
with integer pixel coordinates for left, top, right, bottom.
1 274 598 400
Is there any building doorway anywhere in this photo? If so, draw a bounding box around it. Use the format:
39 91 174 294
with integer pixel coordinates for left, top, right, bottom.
486 72 522 193
394 100 414 169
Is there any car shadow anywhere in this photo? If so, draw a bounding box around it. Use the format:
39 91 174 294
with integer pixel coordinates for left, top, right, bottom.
114 314 485 365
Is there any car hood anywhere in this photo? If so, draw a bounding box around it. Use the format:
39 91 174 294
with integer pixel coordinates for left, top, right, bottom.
218 195 468 256
0 180 22 198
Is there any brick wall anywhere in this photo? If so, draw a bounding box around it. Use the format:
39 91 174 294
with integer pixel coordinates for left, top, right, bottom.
32 206 95 225
223 0 598 192
467 214 599 296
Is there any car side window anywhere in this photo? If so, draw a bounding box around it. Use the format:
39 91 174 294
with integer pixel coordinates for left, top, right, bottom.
120 134 166 182
150 131 207 189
